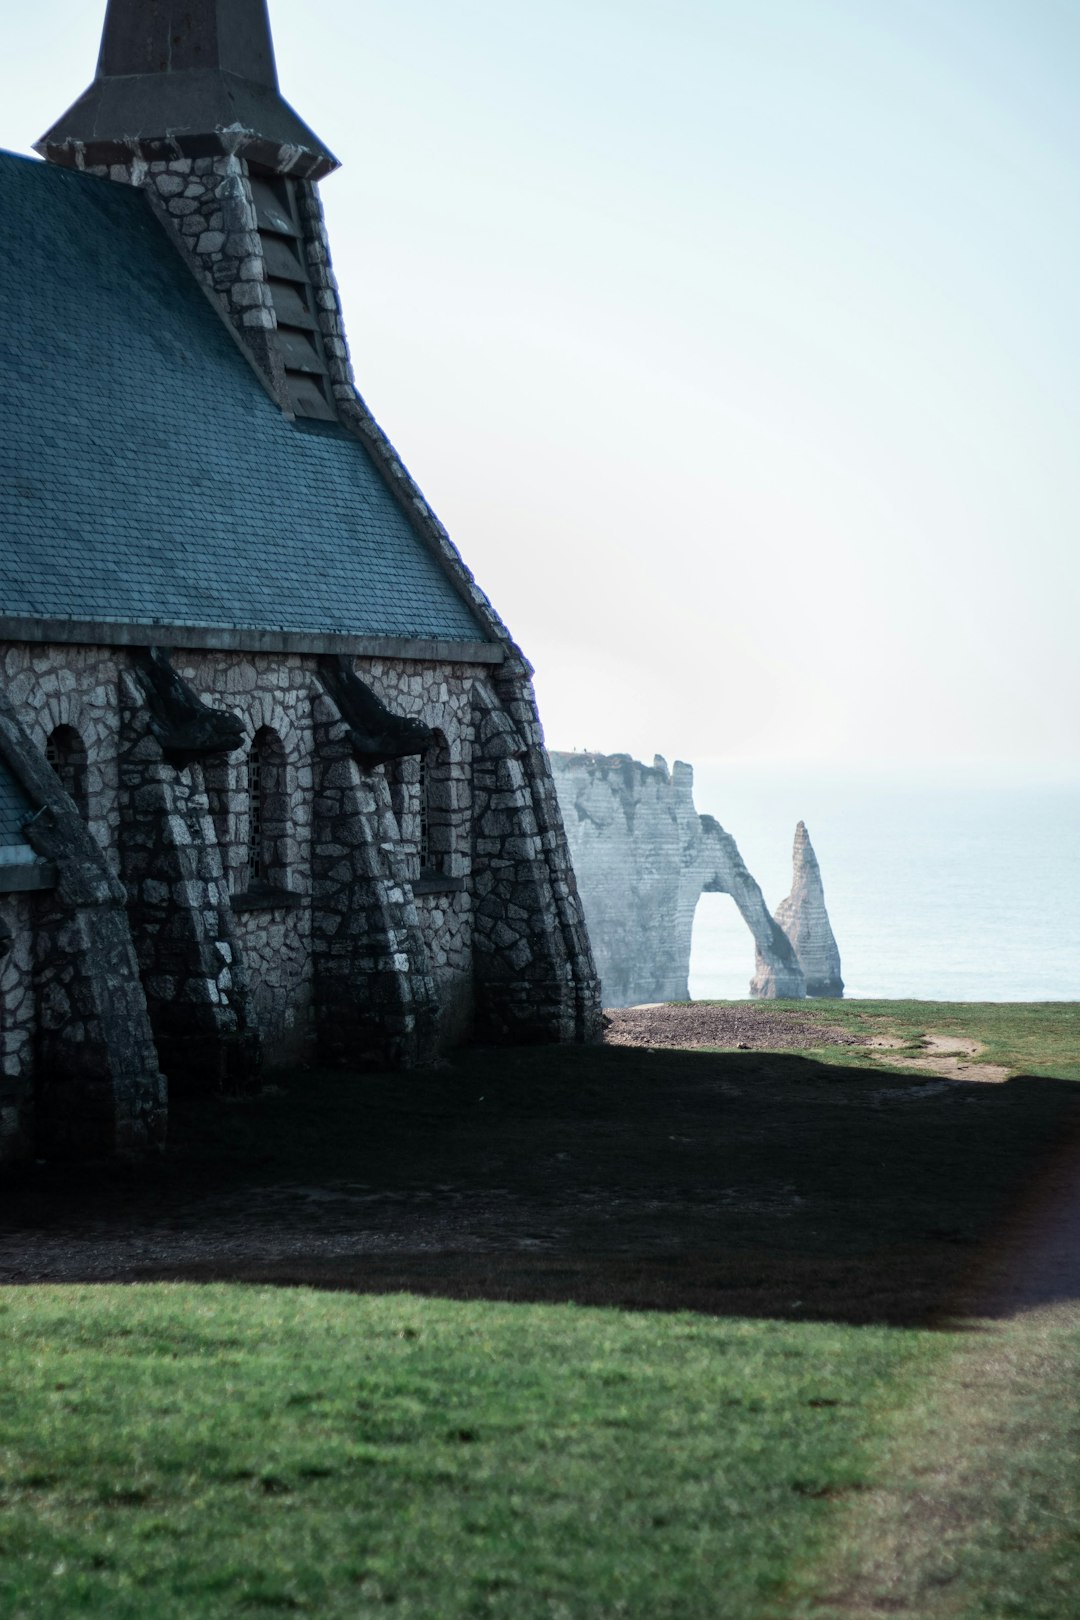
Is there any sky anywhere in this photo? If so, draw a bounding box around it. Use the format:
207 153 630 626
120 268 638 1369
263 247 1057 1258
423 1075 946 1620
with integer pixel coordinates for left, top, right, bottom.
6 0 1080 773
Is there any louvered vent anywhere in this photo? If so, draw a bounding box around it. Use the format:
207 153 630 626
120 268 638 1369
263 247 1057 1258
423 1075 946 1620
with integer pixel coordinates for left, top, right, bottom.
249 172 337 421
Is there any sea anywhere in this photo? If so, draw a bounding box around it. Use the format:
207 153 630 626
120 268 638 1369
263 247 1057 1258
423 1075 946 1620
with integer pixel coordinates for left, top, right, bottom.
685 762 1080 1004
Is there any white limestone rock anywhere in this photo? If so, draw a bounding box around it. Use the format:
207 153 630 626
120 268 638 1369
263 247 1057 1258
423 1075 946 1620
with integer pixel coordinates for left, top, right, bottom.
770 821 844 998
550 752 805 1005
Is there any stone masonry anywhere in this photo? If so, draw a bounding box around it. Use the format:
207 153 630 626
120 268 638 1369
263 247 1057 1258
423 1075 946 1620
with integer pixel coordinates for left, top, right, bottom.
0 688 165 1158
470 683 599 1043
116 666 259 1091
0 642 601 1158
0 893 37 1161
310 684 438 1071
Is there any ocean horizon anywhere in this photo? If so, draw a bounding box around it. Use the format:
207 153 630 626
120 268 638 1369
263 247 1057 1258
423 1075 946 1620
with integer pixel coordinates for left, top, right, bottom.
685 761 1080 1004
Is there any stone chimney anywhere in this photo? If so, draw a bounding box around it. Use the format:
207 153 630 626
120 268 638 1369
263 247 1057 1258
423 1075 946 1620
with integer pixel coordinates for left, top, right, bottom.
37 0 356 420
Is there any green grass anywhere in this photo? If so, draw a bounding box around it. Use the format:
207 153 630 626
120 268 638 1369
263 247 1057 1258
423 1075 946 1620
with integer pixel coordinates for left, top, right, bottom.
692 999 1080 1081
826 999 1080 1080
0 1284 942 1619
5 1286 1080 1619
4 1000 1080 1616
798 1306 1080 1620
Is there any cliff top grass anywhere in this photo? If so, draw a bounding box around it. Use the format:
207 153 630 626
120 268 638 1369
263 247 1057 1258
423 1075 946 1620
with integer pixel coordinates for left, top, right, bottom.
771 997 1080 1081
4 1001 1080 1617
647 998 1080 1082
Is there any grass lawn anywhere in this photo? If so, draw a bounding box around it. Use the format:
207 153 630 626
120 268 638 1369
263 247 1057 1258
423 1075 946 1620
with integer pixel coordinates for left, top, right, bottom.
0 1285 944 1619
760 998 1080 1082
3 1001 1080 1617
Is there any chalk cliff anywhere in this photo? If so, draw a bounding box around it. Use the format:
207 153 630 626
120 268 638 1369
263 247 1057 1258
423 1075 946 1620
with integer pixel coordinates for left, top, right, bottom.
770 820 844 998
550 752 805 1005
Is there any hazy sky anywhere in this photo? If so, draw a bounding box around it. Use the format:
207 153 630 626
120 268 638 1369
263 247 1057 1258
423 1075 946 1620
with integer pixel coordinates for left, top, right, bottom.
6 1 1080 771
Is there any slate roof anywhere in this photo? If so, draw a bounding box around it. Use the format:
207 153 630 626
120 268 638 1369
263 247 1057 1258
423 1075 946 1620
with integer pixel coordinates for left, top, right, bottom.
0 758 37 866
0 151 488 647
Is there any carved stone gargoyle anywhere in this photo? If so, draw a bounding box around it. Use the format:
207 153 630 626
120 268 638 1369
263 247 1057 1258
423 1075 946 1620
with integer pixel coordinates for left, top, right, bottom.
318 655 436 765
130 647 245 767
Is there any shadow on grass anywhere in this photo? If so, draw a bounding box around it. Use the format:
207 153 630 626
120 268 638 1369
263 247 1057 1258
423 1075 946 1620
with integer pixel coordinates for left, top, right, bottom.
5 1043 1080 1329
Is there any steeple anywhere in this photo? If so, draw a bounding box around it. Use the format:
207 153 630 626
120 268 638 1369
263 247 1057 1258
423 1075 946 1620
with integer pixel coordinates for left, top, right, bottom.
37 0 337 179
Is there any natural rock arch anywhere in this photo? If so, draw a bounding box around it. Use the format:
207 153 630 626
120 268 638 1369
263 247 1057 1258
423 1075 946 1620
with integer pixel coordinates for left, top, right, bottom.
696 814 805 999
550 752 805 1004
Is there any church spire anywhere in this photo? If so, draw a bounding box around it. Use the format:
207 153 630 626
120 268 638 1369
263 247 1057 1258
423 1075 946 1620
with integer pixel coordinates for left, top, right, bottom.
37 0 337 179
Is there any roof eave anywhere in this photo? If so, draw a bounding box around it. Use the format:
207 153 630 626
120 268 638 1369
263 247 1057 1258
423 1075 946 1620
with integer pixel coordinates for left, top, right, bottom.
36 70 339 180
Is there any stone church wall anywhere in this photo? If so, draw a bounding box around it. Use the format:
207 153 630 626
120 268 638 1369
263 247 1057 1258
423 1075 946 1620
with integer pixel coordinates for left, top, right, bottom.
3 643 123 875
0 639 505 1075
231 907 312 1066
414 889 473 1045
364 658 477 1045
183 652 317 1068
0 892 36 1158
0 686 166 1159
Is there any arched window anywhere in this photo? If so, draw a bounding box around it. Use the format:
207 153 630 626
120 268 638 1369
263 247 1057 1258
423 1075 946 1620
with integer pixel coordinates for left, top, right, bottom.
419 732 452 878
384 735 455 883
44 725 88 819
247 739 265 884
418 753 431 871
246 727 288 891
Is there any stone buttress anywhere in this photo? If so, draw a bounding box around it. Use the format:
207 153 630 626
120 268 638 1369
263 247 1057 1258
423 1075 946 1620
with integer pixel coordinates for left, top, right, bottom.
0 690 165 1157
310 683 438 1070
471 683 600 1042
116 653 259 1090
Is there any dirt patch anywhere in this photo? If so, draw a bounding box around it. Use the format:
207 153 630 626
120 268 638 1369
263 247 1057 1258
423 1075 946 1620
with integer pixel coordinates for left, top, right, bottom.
604 1002 866 1051
605 1004 1011 1084
869 1032 1011 1085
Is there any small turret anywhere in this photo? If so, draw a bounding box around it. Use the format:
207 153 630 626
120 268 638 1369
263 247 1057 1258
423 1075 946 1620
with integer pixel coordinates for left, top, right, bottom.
37 0 337 179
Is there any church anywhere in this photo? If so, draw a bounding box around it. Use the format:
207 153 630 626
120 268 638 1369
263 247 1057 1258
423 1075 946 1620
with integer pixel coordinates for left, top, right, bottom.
0 0 600 1161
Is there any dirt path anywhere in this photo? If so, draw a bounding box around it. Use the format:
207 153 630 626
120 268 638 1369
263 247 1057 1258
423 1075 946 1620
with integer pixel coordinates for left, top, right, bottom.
791 1128 1080 1617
